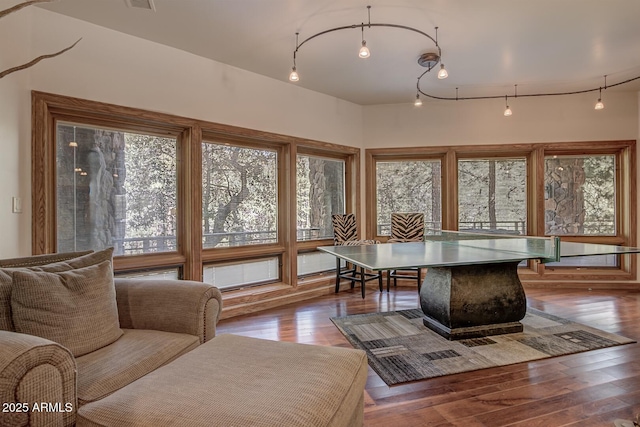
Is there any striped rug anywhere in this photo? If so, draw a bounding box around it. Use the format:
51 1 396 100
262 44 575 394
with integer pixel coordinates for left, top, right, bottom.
331 308 635 386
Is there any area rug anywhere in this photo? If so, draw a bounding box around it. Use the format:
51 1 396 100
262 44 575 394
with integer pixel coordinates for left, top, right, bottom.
331 308 635 386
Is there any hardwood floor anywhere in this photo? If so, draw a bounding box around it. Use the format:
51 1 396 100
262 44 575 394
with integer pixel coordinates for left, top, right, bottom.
216 285 640 426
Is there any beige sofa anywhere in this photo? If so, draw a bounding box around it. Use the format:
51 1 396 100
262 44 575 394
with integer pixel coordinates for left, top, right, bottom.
0 249 222 427
0 249 367 427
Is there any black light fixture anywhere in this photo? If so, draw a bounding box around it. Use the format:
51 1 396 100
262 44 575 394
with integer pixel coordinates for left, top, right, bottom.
358 6 371 59
289 5 447 94
289 6 640 113
595 75 606 110
417 70 640 115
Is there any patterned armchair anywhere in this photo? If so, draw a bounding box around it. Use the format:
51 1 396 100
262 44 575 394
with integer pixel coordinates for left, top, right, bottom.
331 214 381 297
387 212 425 291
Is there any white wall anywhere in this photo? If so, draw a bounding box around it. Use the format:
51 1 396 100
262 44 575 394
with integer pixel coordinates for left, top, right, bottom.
0 4 32 258
0 7 363 258
363 91 638 148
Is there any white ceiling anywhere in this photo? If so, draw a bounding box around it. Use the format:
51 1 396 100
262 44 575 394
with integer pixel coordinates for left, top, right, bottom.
37 0 640 105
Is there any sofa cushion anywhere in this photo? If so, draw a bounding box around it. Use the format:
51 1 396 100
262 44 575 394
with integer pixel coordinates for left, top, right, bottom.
75 328 200 405
30 248 114 273
77 334 368 427
10 260 123 357
0 250 94 332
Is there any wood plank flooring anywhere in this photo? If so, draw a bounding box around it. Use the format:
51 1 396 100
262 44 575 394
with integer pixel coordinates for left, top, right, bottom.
216 285 640 426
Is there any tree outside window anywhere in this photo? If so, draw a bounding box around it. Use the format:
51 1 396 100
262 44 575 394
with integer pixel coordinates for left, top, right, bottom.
376 160 442 235
202 143 277 248
544 155 615 235
296 155 345 241
56 123 177 255
458 159 527 234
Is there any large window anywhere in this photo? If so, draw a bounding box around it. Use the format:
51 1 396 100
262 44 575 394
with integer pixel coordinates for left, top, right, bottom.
544 155 615 236
56 123 177 256
296 155 345 241
202 142 277 248
34 92 358 300
367 142 636 284
375 160 442 235
458 158 527 234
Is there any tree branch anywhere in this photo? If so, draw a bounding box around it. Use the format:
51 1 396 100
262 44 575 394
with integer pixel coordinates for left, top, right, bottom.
0 38 81 79
0 0 55 20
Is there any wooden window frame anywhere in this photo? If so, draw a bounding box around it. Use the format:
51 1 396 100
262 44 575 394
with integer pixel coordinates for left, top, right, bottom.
366 141 637 287
32 91 361 300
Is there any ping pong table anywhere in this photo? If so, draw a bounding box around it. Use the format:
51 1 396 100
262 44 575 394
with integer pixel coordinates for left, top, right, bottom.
319 231 640 340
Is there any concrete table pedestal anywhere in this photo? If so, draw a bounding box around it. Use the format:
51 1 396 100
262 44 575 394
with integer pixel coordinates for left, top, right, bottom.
419 261 526 340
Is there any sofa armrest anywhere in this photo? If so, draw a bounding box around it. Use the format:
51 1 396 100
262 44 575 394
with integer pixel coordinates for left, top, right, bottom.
0 331 77 427
114 278 222 343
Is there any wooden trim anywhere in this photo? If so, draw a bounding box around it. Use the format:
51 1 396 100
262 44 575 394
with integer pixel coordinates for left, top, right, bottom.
364 150 376 238
32 91 360 281
442 149 458 231
31 92 55 254
365 139 637 283
181 126 203 281
282 142 294 287
113 252 186 272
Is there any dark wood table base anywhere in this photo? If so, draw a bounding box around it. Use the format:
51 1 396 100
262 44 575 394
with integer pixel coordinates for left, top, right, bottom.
419 261 526 340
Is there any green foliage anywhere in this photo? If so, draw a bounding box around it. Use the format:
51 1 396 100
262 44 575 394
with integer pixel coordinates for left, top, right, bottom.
123 134 177 238
458 159 527 232
202 143 277 247
376 161 440 233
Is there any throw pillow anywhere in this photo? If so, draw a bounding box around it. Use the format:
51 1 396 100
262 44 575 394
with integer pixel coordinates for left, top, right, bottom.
0 248 113 332
33 247 114 272
10 260 123 357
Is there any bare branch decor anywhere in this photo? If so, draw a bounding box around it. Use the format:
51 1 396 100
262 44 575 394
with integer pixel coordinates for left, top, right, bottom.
0 0 81 79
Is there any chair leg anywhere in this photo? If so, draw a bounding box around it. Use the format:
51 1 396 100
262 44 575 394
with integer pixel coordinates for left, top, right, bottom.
360 267 366 299
349 263 356 289
417 268 422 292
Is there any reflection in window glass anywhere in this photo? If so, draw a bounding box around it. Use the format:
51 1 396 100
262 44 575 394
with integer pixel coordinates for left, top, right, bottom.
56 123 177 256
297 155 345 241
544 155 615 235
376 160 442 235
202 143 277 248
458 159 527 234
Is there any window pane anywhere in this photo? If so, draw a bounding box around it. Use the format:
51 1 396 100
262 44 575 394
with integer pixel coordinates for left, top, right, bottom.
202 143 277 248
376 160 442 235
544 155 616 235
297 155 345 241
298 251 344 276
56 123 177 256
544 254 617 268
458 159 527 234
203 258 279 290
115 268 180 280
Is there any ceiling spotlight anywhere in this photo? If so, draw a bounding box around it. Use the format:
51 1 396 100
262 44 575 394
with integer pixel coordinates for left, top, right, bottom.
359 20 370 59
437 64 448 79
595 78 606 110
414 93 422 107
595 97 604 110
359 40 370 59
504 96 512 116
289 66 299 82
